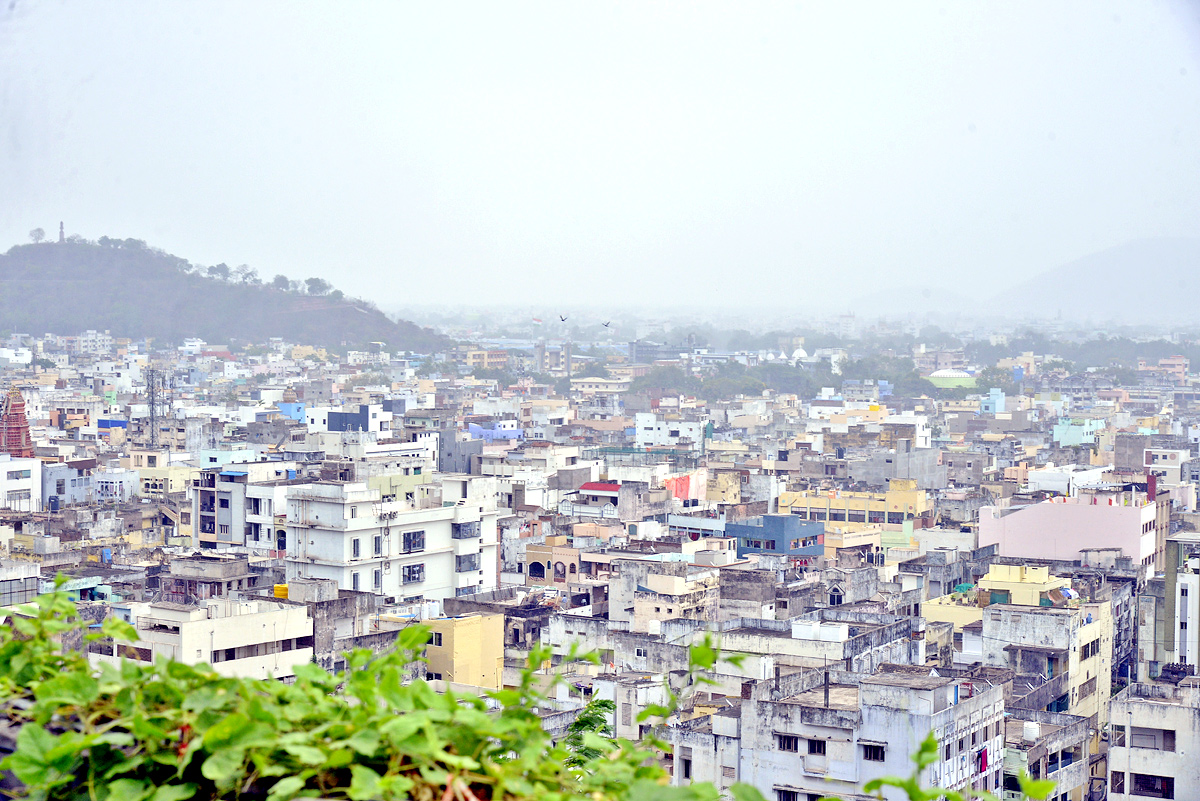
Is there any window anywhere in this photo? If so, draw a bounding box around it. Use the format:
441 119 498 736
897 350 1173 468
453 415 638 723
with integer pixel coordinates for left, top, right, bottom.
680 759 691 780
1079 677 1096 699
402 564 425 584
1082 639 1101 660
218 525 229 534
1182 587 1189 597
352 572 360 591
775 792 797 801
373 569 381 589
352 538 361 558
432 632 443 646
635 647 647 657
777 735 799 752
1131 773 1174 799
807 739 826 756
6 470 30 480
862 744 886 762
219 498 229 508
456 553 481 572
1111 772 1124 794
374 535 382 556
403 530 425 553
350 506 357 519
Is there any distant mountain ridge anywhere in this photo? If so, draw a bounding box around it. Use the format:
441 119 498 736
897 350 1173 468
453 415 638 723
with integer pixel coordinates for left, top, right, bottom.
990 237 1200 323
0 240 447 351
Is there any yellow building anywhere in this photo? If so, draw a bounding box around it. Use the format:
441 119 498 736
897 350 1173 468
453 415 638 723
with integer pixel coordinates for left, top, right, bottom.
424 613 504 690
822 524 882 560
924 564 1073 633
779 478 933 529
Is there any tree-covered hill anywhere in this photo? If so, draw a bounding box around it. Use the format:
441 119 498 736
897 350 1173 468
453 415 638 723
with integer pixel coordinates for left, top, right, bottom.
0 238 448 351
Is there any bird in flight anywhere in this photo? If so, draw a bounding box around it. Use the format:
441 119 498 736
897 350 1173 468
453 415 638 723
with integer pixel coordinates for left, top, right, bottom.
559 314 568 322
602 321 611 328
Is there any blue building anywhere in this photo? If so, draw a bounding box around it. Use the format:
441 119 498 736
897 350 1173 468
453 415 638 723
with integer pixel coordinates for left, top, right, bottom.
725 514 824 559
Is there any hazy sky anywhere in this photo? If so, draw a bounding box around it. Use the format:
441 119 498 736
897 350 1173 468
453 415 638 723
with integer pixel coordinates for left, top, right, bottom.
3 1 1199 311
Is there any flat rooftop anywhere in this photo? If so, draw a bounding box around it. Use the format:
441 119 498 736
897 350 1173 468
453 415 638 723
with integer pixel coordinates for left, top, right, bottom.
781 684 859 710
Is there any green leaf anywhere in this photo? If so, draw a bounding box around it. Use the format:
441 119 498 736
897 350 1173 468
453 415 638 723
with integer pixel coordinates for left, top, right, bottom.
266 775 307 801
345 728 380 755
347 764 383 800
690 641 717 671
282 744 326 765
103 778 153 801
729 783 768 801
1018 774 1058 800
35 671 100 708
150 784 198 801
200 748 245 783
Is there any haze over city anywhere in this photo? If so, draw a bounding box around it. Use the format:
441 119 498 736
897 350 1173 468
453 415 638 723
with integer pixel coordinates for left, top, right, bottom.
4 1 1200 313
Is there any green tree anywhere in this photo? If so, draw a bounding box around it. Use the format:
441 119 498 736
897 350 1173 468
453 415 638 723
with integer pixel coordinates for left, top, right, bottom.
271 274 291 291
207 263 231 281
305 277 332 295
29 228 45 244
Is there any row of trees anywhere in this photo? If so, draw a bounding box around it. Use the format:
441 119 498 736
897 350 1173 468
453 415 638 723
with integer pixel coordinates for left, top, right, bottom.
29 228 345 300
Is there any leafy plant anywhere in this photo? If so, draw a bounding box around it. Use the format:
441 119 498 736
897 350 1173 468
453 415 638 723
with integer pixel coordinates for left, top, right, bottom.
0 584 1056 801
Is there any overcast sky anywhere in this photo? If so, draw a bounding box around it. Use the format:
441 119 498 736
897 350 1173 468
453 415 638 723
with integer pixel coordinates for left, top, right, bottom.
3 1 1199 311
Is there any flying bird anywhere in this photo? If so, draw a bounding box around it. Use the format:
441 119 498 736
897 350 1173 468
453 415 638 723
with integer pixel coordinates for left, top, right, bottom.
559 314 568 322
602 321 611 328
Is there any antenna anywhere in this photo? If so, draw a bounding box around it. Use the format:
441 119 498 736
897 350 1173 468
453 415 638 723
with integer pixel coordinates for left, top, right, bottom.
146 367 159 447
145 366 171 448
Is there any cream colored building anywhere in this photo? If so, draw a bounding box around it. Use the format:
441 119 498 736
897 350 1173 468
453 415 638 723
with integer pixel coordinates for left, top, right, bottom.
424 613 504 690
90 598 314 681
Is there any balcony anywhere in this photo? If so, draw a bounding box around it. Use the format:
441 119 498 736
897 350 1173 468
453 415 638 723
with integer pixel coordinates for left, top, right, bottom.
451 521 480 540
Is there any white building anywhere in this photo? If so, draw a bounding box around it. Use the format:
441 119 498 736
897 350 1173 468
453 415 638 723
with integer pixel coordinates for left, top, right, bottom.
285 475 501 603
672 669 1006 801
1108 678 1200 801
633 413 707 449
191 461 301 550
90 598 314 681
0 455 42 513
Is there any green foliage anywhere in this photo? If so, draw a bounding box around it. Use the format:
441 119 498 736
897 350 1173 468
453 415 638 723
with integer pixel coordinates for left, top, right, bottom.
0 240 446 350
0 585 1055 801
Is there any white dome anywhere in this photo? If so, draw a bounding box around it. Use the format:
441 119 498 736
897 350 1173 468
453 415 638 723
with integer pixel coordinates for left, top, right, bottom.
791 348 809 359
930 368 970 378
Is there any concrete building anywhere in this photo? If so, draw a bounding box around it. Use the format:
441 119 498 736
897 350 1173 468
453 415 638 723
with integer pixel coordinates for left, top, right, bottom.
1108 678 1200 801
690 668 1007 801
191 461 301 550
423 612 504 689
981 602 1112 730
284 476 501 603
1001 711 1092 801
90 598 314 681
0 455 42 512
979 484 1169 573
1137 532 1200 681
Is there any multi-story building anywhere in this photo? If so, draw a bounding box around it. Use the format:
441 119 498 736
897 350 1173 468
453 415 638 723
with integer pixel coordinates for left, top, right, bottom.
284 476 501 603
422 612 504 689
979 483 1169 573
676 668 1006 801
981 602 1112 730
0 454 42 512
89 598 314 681
191 461 302 550
1108 678 1200 801
1137 532 1200 681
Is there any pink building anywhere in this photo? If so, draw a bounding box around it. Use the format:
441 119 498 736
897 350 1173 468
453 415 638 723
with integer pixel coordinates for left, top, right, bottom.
979 486 1168 572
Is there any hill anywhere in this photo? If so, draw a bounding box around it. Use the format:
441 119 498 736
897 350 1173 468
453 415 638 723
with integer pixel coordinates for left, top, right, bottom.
0 239 448 351
990 237 1200 323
